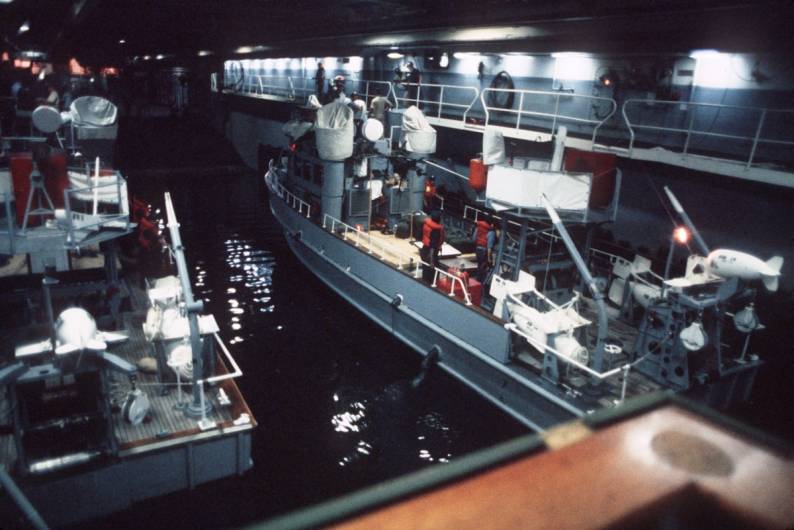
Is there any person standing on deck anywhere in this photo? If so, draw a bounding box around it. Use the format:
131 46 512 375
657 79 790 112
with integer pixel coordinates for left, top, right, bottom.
370 88 393 129
472 214 496 283
421 210 445 282
314 62 325 97
405 62 421 106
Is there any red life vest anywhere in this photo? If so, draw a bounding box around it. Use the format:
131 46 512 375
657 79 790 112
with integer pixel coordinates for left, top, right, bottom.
422 217 445 248
475 220 492 248
137 217 158 251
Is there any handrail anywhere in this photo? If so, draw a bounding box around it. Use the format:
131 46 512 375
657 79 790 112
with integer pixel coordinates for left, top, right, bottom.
481 88 617 145
266 163 312 218
321 213 471 304
622 98 794 168
395 82 479 124
62 177 130 247
322 214 419 274
196 332 243 385
505 322 625 381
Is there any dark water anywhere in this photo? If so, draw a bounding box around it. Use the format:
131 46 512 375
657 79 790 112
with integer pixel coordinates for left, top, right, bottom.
90 117 526 529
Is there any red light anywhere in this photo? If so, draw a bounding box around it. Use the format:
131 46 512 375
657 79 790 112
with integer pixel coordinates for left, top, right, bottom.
289 143 297 152
673 226 690 244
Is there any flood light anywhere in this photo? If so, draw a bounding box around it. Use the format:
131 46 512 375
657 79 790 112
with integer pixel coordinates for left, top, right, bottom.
673 226 690 244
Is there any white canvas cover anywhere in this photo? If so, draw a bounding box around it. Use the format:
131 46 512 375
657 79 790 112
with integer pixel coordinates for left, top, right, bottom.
486 165 591 212
69 96 118 126
68 170 125 204
482 127 505 165
282 119 313 141
315 102 354 161
400 106 436 154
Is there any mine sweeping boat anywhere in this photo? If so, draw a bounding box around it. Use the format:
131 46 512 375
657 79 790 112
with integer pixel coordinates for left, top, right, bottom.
265 98 777 431
0 166 254 527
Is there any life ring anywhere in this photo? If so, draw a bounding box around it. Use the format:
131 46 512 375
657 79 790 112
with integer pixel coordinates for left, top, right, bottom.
486 71 515 109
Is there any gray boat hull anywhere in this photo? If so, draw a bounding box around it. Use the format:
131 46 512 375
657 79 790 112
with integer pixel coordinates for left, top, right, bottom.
268 191 585 430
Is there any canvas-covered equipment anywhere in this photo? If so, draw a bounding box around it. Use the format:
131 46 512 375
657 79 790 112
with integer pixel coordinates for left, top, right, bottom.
315 101 354 160
482 127 505 165
486 164 592 212
400 105 436 154
68 96 119 140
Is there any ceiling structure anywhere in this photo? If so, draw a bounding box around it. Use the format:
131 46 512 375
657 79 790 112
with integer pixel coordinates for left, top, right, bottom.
1 0 793 66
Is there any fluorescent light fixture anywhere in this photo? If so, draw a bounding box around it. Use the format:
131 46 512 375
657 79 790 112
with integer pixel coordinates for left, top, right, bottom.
118 39 126 44
155 54 165 60
235 45 268 54
450 26 537 42
439 52 449 68
17 20 30 34
197 50 213 57
142 55 151 61
689 49 723 59
453 52 481 59
21 50 45 59
387 52 404 59
0 0 15 4
551 52 588 58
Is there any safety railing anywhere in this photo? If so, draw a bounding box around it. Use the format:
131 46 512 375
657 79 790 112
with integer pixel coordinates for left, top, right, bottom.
265 164 312 218
481 88 617 145
322 214 418 273
242 75 297 100
622 99 794 168
210 73 218 92
62 174 131 247
344 79 395 107
395 83 479 124
321 213 472 305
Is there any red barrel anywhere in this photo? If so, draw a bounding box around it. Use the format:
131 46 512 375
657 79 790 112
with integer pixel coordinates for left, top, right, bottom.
469 158 487 192
10 153 34 225
39 150 69 209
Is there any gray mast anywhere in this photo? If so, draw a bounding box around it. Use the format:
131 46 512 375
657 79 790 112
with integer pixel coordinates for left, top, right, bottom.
541 196 608 373
164 192 210 418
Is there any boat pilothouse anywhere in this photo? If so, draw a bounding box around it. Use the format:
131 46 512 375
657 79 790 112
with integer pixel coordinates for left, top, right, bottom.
266 97 776 429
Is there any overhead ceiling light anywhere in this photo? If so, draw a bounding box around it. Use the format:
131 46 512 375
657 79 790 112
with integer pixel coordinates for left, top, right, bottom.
551 52 588 58
155 54 165 60
118 39 126 44
197 50 213 57
689 49 723 59
453 52 481 59
439 52 449 68
17 20 30 35
0 0 16 4
386 52 403 59
142 55 151 61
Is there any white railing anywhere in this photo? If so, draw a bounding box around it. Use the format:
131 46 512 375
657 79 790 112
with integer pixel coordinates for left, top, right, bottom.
322 214 418 273
266 164 312 218
322 213 472 305
61 176 130 247
345 79 396 107
622 99 794 168
481 88 617 144
395 83 479 124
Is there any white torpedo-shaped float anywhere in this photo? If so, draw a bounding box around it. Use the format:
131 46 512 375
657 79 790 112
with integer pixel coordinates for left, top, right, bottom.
707 249 783 292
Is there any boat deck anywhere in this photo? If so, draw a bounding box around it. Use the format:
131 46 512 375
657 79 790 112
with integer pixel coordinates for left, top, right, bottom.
333 220 667 408
0 306 251 472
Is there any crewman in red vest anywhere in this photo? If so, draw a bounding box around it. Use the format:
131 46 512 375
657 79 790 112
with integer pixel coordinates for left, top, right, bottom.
472 214 496 283
420 210 445 282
